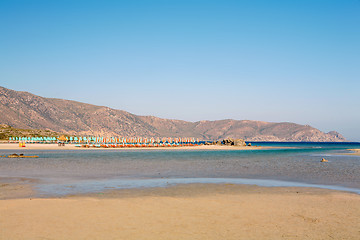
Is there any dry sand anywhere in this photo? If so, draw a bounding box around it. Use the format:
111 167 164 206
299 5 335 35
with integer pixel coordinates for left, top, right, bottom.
0 143 264 151
1 183 359 240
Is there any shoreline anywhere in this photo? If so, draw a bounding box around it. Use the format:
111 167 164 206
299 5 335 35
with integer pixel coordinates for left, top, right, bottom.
1 183 359 239
0 142 269 151
346 148 360 156
2 175 360 200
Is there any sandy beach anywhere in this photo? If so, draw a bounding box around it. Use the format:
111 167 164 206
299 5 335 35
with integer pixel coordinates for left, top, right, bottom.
1 183 359 240
0 143 264 151
346 149 360 156
1 143 360 239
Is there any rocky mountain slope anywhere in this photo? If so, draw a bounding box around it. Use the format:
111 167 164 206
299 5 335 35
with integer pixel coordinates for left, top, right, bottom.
0 86 346 141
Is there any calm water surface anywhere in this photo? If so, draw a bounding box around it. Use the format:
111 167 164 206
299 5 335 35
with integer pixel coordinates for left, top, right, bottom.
1 142 359 195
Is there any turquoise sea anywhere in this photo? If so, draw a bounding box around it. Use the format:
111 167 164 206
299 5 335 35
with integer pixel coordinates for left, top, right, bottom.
1 142 360 196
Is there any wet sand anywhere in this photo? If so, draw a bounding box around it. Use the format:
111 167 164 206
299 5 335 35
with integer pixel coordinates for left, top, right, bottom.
1 183 359 240
0 178 36 200
0 143 264 151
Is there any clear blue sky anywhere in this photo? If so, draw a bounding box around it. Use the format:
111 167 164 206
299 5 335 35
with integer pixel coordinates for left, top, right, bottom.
1 0 359 141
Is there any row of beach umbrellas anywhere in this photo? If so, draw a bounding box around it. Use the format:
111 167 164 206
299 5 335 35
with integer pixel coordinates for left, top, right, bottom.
9 136 199 143
9 137 57 141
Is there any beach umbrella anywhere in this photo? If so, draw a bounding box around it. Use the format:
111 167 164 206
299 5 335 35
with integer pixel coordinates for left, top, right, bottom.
58 135 67 142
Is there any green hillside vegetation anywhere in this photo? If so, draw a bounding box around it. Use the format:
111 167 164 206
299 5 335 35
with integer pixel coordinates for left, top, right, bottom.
0 124 63 140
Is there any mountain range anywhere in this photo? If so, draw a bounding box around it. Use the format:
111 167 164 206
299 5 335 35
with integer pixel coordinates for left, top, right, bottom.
0 86 346 141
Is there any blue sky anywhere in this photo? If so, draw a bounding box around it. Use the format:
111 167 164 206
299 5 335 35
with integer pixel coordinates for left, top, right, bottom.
1 0 359 140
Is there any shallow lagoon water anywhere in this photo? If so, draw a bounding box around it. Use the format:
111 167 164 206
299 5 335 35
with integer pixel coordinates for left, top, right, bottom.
1 142 360 196
36 177 360 196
